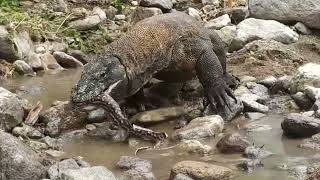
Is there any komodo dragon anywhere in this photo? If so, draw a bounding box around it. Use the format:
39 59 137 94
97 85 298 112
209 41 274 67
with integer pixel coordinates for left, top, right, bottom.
71 12 239 143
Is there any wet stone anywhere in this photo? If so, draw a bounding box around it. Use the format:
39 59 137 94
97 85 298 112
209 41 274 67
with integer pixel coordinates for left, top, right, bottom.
173 173 194 180
246 124 272 132
61 166 116 180
170 161 234 180
237 159 264 173
172 115 224 141
117 156 155 180
281 113 320 138
244 145 274 159
245 112 266 121
53 51 84 68
177 140 213 155
48 158 80 179
258 76 277 88
216 133 251 153
12 124 44 139
87 107 107 123
291 92 313 110
299 133 320 150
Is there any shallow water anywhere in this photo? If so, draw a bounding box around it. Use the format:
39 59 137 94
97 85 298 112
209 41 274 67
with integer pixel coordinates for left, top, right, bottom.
2 70 320 180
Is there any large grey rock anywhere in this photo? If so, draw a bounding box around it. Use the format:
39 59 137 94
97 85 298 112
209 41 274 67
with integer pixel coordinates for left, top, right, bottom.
48 159 80 179
13 60 35 75
249 0 320 30
230 18 299 51
117 156 155 180
0 26 18 61
291 63 320 93
0 131 46 180
68 7 106 30
53 51 83 68
170 161 234 180
0 87 25 131
12 31 34 61
172 115 224 140
131 7 163 24
139 0 173 11
281 113 320 137
12 124 44 139
40 53 64 73
216 133 250 153
61 166 116 180
214 25 237 48
291 92 313 110
205 14 231 30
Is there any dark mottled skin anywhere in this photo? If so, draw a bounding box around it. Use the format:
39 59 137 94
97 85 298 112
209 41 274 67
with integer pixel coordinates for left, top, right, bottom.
71 12 238 141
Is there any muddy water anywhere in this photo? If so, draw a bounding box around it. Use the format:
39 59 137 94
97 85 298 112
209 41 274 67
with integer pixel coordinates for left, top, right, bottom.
2 70 320 180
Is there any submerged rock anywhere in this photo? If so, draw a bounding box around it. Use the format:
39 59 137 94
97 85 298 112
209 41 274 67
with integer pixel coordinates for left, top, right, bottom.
230 18 299 51
245 112 266 121
244 145 274 159
170 161 234 180
281 113 320 138
0 131 46 180
216 133 250 153
299 133 320 151
0 87 25 131
172 115 224 140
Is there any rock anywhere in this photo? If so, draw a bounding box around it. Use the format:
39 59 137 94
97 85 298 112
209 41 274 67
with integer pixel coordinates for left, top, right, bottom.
0 87 25 131
246 82 269 100
42 103 86 137
244 145 274 159
60 129 88 141
86 122 128 142
230 18 299 51
69 50 89 65
130 106 185 124
0 26 18 61
304 86 320 101
237 159 264 173
294 22 312 35
86 124 96 131
170 161 234 180
68 7 106 30
223 7 249 24
205 14 231 30
35 45 46 54
216 133 250 153
177 140 212 154
291 63 320 93
13 31 34 61
249 0 320 30
48 159 80 179
173 173 194 180
299 133 320 150
41 136 62 150
105 6 118 19
240 94 269 113
61 166 116 180
53 51 84 68
27 52 44 71
40 52 64 72
47 41 68 53
234 86 251 96
187 7 201 21
214 25 236 48
87 107 107 123
201 0 219 6
54 0 68 12
271 75 293 93
45 149 66 158
0 131 46 180
291 92 313 110
117 156 155 180
13 60 34 75
240 76 257 84
139 0 173 11
27 140 49 151
12 124 44 139
131 7 163 24
281 113 320 138
172 115 224 140
258 76 277 88
115 14 126 21
245 112 266 121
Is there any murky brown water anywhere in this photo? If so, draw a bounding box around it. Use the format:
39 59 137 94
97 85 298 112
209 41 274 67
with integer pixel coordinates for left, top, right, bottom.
2 69 320 180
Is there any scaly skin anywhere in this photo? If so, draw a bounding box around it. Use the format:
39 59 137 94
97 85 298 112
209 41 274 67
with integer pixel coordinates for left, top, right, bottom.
71 12 238 142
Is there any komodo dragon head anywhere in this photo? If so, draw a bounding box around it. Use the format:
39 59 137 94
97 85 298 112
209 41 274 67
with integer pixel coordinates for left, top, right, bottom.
71 54 128 103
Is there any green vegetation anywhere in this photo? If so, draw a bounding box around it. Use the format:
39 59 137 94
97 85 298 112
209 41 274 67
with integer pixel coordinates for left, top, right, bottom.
0 2 112 53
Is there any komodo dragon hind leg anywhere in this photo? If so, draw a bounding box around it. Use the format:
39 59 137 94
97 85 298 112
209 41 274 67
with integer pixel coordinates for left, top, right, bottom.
196 47 237 120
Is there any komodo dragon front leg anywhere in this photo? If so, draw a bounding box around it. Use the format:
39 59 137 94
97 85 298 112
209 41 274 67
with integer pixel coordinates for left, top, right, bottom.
195 40 237 119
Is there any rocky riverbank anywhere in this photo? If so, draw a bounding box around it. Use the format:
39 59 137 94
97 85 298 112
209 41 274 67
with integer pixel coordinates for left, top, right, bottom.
0 0 320 179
